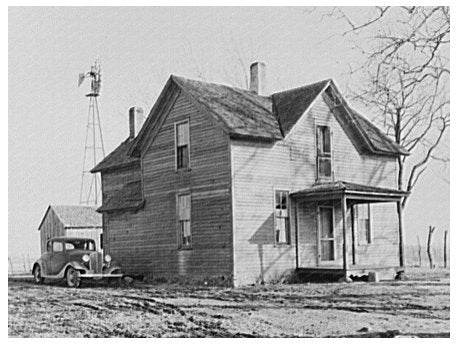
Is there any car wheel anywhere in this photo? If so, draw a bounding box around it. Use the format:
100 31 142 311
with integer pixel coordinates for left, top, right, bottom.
33 265 44 284
66 267 81 288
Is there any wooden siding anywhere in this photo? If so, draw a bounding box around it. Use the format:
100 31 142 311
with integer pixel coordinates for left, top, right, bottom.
103 92 233 281
38 208 65 254
231 93 399 285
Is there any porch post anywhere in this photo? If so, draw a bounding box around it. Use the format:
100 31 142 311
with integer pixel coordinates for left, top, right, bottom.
341 193 348 274
295 200 300 269
397 200 405 267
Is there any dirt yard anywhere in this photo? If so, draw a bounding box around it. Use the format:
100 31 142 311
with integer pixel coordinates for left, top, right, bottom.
8 267 449 338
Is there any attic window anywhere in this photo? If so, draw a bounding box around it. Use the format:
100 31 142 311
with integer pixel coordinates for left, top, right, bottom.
316 125 332 179
175 121 190 170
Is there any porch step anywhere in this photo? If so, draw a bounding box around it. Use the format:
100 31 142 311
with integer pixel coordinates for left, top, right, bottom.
295 266 401 283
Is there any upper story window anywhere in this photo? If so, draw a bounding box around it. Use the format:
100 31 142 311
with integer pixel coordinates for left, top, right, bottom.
176 121 190 170
178 194 192 249
355 204 372 244
316 125 332 179
275 190 290 244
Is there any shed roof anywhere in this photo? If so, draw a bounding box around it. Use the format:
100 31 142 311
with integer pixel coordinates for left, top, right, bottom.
97 180 144 213
291 181 409 199
38 205 102 230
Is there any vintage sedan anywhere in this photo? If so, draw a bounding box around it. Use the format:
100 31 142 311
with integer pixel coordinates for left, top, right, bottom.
32 237 122 288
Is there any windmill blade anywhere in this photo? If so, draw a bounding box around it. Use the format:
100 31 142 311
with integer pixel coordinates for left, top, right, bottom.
78 73 85 87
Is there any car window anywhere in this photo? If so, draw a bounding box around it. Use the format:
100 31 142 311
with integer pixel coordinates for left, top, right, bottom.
47 241 52 252
64 240 96 251
52 241 63 252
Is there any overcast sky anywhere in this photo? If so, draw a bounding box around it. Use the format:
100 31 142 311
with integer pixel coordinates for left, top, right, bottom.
9 7 449 260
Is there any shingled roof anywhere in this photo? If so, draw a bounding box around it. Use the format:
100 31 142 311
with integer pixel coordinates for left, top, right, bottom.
38 205 102 230
92 75 408 173
172 76 281 140
272 79 330 136
91 137 139 173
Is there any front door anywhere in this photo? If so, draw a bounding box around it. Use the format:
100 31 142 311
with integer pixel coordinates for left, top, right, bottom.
319 206 335 262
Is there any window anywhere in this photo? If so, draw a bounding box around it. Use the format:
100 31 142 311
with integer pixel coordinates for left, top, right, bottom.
176 121 190 170
178 194 191 248
319 206 335 261
316 125 332 178
52 241 63 252
275 190 290 244
356 204 371 244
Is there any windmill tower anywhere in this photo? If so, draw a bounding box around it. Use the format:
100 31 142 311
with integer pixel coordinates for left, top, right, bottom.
78 60 105 206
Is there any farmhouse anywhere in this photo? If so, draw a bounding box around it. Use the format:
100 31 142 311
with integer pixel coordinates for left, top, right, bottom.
38 205 103 254
92 62 409 286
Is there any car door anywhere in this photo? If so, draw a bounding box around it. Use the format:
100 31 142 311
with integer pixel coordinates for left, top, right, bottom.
49 241 66 275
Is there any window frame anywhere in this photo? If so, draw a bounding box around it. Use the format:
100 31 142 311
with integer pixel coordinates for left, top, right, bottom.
355 203 372 245
317 205 336 262
274 189 291 245
177 193 192 250
174 119 191 171
316 124 333 180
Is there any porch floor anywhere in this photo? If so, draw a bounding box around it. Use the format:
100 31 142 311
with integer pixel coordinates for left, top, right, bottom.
295 266 403 283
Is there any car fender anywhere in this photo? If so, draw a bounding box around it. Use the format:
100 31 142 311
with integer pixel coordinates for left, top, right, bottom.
33 259 47 275
54 262 88 279
103 264 122 274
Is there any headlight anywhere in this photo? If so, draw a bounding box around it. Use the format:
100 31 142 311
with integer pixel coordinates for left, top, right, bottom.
105 254 112 263
82 255 90 263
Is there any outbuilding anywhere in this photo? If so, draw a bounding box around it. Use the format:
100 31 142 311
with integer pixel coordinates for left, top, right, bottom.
37 205 103 254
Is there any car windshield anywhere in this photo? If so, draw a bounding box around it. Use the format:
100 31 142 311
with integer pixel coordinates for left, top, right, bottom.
64 240 96 251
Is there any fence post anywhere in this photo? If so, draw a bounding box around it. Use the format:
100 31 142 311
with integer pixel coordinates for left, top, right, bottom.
8 257 14 275
416 235 422 267
427 226 436 269
444 230 448 268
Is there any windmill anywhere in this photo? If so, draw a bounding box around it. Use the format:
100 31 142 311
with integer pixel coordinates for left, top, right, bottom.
78 60 106 206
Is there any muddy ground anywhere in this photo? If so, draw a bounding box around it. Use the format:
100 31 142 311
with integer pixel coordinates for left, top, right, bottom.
8 267 449 338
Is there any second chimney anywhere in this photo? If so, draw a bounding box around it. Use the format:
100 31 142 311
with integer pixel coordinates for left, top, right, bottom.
129 106 144 139
249 61 266 95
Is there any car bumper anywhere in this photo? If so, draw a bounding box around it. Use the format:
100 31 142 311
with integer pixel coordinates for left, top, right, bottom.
80 273 123 279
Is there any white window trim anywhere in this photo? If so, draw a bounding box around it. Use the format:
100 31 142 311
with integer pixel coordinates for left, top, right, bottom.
273 189 291 246
176 192 192 250
355 203 372 245
315 124 333 182
174 119 191 172
317 205 336 262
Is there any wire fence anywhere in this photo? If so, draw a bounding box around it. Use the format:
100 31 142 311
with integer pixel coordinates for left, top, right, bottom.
8 255 34 275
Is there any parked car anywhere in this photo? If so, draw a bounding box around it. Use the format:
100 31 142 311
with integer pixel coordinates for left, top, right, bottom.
32 237 122 288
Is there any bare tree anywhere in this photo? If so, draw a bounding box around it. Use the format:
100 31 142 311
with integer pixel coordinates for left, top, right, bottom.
323 7 450 265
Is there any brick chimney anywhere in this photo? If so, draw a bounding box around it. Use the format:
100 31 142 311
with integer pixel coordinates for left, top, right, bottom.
249 61 266 95
129 106 144 139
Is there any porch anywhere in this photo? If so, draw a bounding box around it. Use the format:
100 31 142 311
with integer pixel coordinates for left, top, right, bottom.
291 181 409 281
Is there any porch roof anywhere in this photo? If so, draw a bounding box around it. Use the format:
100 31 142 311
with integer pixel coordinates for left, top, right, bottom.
291 181 409 202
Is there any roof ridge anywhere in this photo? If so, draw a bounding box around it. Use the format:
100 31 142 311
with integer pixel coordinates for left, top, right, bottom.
272 78 331 97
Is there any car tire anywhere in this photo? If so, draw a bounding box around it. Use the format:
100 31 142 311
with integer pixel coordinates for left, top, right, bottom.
33 265 44 284
66 267 81 288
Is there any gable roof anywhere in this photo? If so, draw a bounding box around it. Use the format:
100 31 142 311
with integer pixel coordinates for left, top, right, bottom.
92 75 408 173
38 205 102 230
272 79 330 136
